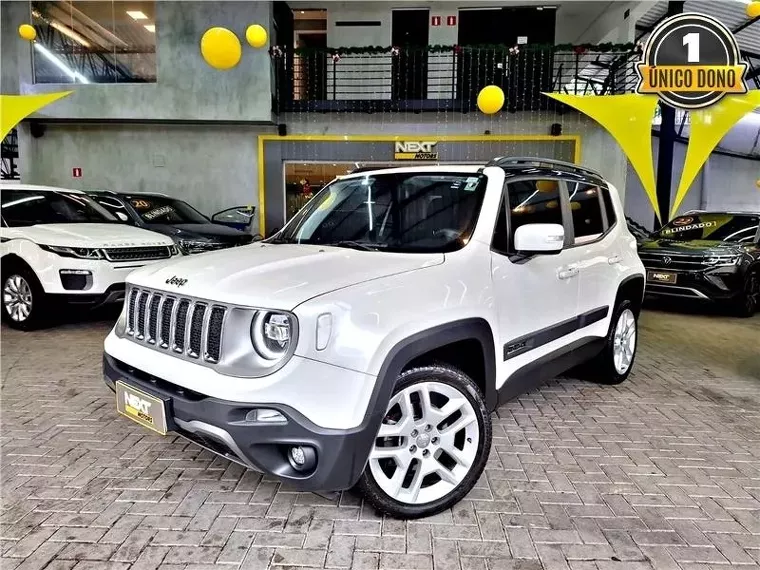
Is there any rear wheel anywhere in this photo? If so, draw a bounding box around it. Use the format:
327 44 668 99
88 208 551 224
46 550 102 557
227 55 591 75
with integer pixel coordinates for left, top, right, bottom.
733 269 759 318
1 264 48 331
578 299 638 385
357 365 492 519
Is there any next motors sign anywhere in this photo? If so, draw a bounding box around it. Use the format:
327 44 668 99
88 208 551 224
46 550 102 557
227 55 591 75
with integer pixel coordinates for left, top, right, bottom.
394 141 439 160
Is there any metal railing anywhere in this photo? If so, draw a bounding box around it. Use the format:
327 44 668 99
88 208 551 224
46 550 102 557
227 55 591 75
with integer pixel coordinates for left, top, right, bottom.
271 45 641 113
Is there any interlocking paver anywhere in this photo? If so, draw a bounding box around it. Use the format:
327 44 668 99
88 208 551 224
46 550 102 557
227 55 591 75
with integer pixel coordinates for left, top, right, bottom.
2 309 759 569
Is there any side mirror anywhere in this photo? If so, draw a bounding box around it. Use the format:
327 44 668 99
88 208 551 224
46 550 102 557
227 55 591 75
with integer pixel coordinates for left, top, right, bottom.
211 206 255 231
514 223 565 255
115 212 129 222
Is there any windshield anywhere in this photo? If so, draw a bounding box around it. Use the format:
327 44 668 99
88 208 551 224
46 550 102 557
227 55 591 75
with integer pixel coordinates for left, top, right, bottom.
1 190 117 226
655 214 760 243
274 172 488 252
126 195 209 224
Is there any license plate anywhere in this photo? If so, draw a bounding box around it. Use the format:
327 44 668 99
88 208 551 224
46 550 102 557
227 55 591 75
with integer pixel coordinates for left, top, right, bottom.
647 270 677 284
115 381 168 435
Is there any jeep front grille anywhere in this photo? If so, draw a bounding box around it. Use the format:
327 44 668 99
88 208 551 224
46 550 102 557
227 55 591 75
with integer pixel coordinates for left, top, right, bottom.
125 286 226 363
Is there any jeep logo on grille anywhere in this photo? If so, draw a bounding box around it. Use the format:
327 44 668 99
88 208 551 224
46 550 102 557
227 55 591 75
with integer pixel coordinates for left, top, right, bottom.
165 276 188 287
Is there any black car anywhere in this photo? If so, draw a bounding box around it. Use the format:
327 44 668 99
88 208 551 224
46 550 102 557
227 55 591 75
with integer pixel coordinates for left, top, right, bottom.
639 211 760 317
87 191 258 254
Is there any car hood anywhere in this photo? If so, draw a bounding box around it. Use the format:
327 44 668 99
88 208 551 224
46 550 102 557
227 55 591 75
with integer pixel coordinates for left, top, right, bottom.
14 223 174 248
639 239 745 256
128 243 444 310
144 223 251 243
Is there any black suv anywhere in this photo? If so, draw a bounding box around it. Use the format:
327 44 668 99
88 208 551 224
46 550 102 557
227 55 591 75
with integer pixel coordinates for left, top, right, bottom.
639 211 760 317
87 191 257 254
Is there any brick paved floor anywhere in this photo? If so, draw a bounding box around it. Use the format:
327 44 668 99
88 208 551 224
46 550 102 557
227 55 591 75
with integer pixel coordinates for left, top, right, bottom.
1 308 759 570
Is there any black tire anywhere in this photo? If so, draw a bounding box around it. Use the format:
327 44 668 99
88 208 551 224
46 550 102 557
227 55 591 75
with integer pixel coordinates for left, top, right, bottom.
1 262 48 331
578 299 638 385
733 269 759 318
357 364 492 519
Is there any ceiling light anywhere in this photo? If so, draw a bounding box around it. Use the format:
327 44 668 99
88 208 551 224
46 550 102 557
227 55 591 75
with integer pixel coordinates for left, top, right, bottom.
50 21 91 47
144 24 155 32
127 10 148 20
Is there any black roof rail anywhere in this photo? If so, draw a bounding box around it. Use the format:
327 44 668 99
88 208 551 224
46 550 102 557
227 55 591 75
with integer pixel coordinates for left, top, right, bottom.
485 157 603 179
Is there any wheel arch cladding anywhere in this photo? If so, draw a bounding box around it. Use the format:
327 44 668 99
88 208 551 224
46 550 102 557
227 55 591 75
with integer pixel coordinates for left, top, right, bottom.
347 318 496 486
617 274 645 316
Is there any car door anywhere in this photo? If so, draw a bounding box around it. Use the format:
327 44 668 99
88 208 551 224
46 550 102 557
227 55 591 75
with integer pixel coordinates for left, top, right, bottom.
564 180 618 333
490 177 582 397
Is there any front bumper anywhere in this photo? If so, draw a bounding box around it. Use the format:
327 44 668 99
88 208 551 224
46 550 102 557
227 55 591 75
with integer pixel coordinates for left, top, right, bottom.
103 353 374 491
51 283 126 308
644 266 744 302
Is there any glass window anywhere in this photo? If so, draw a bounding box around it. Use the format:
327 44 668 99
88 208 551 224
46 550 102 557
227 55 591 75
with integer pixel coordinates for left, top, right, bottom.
1 190 117 226
601 186 617 227
31 1 157 84
567 182 604 243
125 196 209 224
275 172 488 252
655 214 760 242
491 195 509 254
507 179 563 248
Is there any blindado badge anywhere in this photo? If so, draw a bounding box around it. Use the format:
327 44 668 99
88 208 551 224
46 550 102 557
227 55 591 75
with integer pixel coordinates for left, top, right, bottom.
636 13 748 109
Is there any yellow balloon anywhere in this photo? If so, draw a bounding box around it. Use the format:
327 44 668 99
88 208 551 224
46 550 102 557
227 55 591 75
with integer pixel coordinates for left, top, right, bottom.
747 1 760 18
18 24 36 41
477 85 505 115
246 24 268 48
200 27 241 70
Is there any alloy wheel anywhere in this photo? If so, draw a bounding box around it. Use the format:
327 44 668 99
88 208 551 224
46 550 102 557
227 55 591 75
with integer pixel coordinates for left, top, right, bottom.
3 275 33 322
745 272 759 313
613 308 636 374
369 381 480 505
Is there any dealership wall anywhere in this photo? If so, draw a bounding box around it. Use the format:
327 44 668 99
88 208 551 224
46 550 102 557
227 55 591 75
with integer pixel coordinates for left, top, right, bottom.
19 111 628 235
625 138 760 230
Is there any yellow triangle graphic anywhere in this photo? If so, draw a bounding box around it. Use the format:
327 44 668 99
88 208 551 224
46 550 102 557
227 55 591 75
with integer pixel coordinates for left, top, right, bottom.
0 92 73 141
545 93 660 219
671 91 760 219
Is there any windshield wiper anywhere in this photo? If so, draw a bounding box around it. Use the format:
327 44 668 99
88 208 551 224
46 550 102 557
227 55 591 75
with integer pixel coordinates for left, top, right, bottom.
324 240 380 251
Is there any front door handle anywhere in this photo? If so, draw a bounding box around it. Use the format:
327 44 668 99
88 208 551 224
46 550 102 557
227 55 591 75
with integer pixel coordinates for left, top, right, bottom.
558 266 579 280
608 255 622 265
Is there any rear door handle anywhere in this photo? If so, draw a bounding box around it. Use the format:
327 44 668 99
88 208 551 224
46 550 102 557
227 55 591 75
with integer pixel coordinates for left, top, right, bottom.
608 255 622 265
558 266 579 280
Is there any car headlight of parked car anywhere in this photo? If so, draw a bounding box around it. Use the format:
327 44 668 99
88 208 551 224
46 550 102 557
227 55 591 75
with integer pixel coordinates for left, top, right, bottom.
176 238 219 255
41 245 104 259
705 255 741 266
251 310 295 362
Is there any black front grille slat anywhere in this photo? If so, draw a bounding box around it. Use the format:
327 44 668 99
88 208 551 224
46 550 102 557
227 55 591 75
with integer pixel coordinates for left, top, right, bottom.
159 297 175 348
127 288 138 333
124 287 226 364
173 300 190 352
135 292 149 339
188 304 207 357
147 294 161 343
105 246 172 262
640 253 708 271
206 307 225 362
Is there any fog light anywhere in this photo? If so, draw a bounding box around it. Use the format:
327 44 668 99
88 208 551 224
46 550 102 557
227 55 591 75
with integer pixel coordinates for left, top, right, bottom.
290 446 306 466
287 444 316 472
245 408 287 424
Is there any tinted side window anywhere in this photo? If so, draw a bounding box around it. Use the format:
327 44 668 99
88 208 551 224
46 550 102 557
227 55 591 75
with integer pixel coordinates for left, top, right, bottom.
567 183 604 243
507 179 563 249
601 186 617 227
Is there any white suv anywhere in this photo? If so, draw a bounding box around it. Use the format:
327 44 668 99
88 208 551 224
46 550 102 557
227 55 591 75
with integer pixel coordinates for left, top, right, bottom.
1 183 179 330
103 158 645 519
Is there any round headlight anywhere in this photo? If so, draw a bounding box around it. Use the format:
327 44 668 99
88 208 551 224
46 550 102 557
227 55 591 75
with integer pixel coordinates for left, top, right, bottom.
251 311 293 361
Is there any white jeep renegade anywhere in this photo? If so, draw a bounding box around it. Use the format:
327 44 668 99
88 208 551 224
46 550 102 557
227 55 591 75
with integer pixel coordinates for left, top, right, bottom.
1 183 179 330
103 158 646 519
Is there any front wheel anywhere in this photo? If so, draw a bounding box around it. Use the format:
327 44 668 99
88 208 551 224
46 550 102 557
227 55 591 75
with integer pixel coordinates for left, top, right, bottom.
1 266 48 331
357 365 492 519
733 270 759 318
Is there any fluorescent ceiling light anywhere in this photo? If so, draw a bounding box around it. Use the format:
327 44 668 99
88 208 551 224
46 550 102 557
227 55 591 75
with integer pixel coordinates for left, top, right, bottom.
50 21 91 47
34 43 90 83
144 24 155 32
127 10 148 20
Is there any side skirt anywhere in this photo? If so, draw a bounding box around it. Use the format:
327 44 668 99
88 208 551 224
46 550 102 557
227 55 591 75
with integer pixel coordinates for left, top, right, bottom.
497 337 605 406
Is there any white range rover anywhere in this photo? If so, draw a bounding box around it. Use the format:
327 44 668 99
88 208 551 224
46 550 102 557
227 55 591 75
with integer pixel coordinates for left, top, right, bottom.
103 158 646 519
1 183 180 330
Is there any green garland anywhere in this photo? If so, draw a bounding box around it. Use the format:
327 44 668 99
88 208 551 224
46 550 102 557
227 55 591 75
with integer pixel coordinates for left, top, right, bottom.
279 42 638 56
